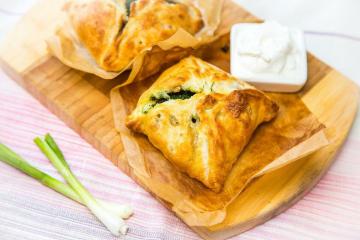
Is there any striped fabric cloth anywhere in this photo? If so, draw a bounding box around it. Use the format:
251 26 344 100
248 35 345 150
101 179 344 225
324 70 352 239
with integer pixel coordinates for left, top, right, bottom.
0 0 359 239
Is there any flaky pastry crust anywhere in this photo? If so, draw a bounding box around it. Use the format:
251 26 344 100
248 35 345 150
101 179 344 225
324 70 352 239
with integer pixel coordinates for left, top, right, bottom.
126 57 279 192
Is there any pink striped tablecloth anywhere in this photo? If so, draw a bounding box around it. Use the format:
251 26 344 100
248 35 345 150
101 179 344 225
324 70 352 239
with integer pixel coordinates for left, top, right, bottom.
0 0 360 239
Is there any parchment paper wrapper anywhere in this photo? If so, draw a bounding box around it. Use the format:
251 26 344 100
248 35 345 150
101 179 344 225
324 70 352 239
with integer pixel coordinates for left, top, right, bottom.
107 0 329 226
47 0 224 84
110 69 329 227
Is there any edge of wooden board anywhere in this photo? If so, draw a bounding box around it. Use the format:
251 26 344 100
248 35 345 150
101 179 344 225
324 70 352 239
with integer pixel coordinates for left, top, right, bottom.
193 70 359 239
1 53 359 240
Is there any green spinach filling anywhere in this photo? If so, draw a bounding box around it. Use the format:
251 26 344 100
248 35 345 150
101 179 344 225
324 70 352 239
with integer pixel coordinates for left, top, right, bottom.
142 89 196 113
125 0 177 16
125 0 135 16
151 90 195 103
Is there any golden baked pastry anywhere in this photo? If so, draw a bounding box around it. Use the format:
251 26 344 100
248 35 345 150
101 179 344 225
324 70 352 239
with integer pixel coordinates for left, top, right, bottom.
126 57 279 192
66 0 203 72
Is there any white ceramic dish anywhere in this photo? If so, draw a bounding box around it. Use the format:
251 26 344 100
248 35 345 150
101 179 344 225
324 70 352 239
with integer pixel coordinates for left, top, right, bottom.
230 22 308 92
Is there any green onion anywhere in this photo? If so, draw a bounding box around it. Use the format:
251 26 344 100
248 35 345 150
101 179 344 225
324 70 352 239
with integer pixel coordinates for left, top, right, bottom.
0 135 133 236
0 143 82 202
44 134 68 169
34 135 128 235
43 134 133 219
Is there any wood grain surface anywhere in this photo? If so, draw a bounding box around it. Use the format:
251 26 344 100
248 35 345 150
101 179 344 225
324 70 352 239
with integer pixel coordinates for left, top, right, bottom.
0 0 358 239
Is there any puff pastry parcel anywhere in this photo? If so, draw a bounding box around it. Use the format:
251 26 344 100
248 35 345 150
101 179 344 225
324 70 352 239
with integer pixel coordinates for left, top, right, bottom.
126 57 279 192
61 0 203 72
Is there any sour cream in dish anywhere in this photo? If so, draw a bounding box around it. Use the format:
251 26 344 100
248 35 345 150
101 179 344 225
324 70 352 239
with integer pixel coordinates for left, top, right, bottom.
230 21 307 92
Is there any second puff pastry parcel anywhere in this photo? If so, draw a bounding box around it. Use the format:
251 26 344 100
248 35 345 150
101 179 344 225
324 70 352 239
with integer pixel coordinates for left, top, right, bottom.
47 0 224 83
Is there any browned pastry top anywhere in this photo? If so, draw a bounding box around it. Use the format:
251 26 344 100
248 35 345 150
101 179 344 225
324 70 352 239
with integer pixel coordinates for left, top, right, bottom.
126 56 279 192
67 0 203 71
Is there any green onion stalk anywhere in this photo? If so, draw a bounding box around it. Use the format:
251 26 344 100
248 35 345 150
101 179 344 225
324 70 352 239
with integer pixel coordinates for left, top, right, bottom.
42 134 132 219
0 134 132 236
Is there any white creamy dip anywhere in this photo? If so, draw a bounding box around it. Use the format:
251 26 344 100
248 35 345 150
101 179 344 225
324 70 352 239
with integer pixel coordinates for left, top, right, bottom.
230 21 307 92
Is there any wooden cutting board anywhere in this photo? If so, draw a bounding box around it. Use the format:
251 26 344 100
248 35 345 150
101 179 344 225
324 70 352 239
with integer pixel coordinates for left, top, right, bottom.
0 0 358 239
